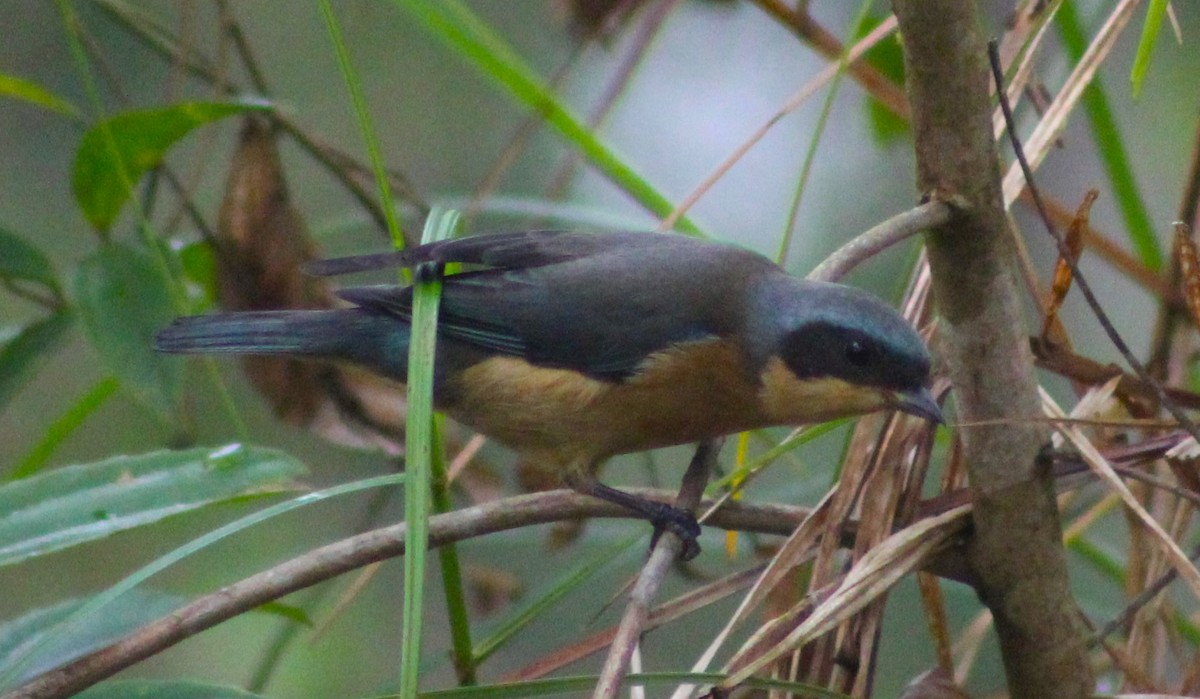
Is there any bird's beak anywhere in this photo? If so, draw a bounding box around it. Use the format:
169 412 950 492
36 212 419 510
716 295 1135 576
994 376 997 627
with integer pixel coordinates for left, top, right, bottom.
891 387 944 424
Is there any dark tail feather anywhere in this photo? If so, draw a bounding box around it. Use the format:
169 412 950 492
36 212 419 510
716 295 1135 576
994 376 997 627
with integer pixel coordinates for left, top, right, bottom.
155 309 410 379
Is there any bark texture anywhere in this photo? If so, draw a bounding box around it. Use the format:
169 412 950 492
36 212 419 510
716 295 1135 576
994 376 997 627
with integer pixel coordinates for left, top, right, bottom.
889 2 1094 697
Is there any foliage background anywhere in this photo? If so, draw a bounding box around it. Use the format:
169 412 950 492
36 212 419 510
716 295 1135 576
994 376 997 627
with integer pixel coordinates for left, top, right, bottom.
0 1 1198 697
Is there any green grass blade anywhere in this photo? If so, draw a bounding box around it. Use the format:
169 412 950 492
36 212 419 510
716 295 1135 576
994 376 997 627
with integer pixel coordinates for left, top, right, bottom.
471 533 642 664
706 420 849 496
393 0 706 237
1055 2 1162 271
0 71 78 116
8 376 119 480
399 208 458 697
430 416 475 684
776 0 875 264
319 0 406 251
0 471 403 691
1129 0 1168 97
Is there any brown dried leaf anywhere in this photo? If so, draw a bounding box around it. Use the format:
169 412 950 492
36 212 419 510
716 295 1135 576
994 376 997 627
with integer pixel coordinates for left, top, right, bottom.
1174 223 1200 329
216 116 407 452
722 507 971 688
217 117 333 426
1041 189 1098 341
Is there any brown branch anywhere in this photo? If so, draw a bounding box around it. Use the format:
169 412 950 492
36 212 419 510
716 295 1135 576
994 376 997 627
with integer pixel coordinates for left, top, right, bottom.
889 2 1093 697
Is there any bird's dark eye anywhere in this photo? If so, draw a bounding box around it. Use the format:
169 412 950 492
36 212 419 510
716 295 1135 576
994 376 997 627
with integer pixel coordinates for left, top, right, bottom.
845 340 872 367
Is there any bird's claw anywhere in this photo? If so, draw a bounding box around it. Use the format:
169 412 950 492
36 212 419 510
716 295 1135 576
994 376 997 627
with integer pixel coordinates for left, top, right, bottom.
646 503 702 561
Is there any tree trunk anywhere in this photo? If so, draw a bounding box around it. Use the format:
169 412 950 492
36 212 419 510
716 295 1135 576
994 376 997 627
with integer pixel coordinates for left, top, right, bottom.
889 2 1094 697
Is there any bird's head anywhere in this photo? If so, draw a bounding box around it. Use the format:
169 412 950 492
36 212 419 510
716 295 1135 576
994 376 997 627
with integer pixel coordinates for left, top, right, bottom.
743 276 942 426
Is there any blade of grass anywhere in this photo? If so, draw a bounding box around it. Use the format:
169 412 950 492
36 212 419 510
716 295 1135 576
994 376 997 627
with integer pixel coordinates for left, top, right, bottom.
471 533 642 665
1129 0 1168 97
430 415 475 684
7 376 119 481
1055 1 1161 271
392 0 705 237
0 471 404 691
775 0 875 265
318 0 407 252
398 209 458 697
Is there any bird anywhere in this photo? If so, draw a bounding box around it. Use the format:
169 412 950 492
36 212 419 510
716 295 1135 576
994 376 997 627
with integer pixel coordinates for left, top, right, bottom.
156 231 941 559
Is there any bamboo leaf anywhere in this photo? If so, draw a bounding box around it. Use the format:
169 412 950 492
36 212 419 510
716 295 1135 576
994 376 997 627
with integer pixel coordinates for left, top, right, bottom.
73 242 182 417
0 591 186 686
1130 0 1169 97
0 444 305 567
0 72 77 116
71 100 270 231
0 227 61 292
0 472 401 691
0 311 73 413
76 680 266 699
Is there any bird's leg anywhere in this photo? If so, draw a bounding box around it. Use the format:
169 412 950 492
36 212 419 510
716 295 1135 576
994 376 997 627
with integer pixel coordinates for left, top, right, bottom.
565 470 703 561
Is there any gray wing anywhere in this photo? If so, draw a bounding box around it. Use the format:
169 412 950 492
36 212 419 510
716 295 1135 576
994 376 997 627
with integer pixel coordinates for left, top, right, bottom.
336 232 775 379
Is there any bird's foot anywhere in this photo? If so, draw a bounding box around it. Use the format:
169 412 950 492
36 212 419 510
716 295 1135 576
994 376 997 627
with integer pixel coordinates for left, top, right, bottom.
569 478 703 561
645 502 702 561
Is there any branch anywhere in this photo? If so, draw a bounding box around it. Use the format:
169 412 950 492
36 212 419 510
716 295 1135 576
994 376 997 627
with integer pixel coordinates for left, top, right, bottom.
807 199 955 283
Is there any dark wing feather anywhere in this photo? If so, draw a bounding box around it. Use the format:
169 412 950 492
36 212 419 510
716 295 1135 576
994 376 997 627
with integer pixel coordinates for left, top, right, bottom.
307 231 666 277
337 233 777 379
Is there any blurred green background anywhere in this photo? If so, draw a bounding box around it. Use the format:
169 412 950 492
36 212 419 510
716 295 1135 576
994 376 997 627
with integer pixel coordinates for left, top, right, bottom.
1 1 1198 696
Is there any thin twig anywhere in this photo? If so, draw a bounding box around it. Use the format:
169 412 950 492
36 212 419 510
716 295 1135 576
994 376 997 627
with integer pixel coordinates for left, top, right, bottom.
217 0 270 95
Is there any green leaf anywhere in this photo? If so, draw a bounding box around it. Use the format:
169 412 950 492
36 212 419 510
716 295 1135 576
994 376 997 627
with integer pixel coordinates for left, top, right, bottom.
0 227 60 292
399 208 458 698
861 25 907 144
0 444 306 567
0 473 401 691
1130 0 1168 97
0 590 185 686
73 242 182 417
76 680 266 699
256 602 314 627
71 100 271 231
0 72 77 116
0 311 74 412
178 239 217 309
